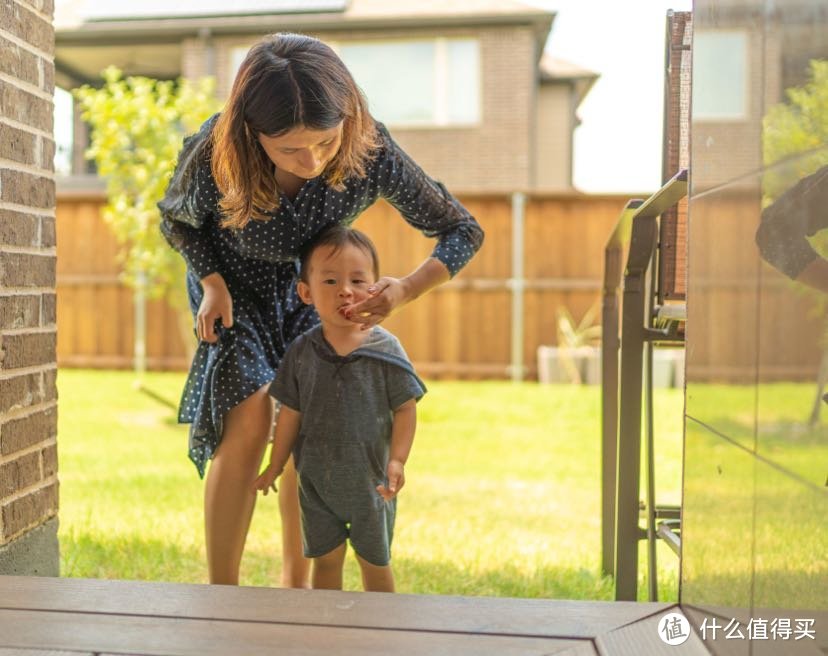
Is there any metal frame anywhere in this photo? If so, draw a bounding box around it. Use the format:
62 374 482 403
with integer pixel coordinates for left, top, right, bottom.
601 169 687 601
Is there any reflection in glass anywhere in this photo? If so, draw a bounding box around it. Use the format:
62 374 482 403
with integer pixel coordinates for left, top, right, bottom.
681 420 755 609
753 456 828 611
685 0 828 623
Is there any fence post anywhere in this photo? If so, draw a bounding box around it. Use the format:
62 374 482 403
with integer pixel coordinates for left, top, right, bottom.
510 192 526 381
134 270 147 380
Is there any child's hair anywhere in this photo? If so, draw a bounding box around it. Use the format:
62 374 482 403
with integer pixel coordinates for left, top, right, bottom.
211 33 380 230
299 224 380 283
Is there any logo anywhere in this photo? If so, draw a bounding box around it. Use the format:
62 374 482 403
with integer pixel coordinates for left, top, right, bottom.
658 612 691 645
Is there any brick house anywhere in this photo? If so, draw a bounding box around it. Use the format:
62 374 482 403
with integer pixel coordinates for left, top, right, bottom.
54 0 596 193
0 0 60 576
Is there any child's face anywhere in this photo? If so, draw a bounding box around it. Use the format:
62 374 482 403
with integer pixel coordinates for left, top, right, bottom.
297 242 377 326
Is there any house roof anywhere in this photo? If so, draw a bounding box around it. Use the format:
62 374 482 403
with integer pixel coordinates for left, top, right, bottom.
56 0 553 34
57 0 344 26
55 0 555 87
538 53 599 107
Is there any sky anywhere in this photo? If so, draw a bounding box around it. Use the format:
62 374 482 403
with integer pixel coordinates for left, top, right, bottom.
55 0 694 192
528 0 693 193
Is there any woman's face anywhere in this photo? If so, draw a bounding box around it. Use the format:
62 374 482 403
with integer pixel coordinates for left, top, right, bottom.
257 123 343 180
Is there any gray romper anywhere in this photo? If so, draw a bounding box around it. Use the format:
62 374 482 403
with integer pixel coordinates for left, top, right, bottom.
270 325 426 566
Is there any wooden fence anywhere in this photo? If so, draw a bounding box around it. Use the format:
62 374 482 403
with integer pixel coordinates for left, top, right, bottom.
55 185 822 381
687 189 823 383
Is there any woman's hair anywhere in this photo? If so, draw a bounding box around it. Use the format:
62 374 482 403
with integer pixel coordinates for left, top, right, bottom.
299 224 380 282
211 33 380 229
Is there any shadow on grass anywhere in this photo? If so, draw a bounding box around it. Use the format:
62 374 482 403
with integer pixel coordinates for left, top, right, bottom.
388 556 616 600
61 534 621 600
61 536 687 605
60 534 205 584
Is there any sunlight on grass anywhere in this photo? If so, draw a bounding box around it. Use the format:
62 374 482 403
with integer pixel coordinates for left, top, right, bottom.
56 369 684 600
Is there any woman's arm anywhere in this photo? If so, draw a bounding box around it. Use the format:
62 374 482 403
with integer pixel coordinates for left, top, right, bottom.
158 116 223 281
345 124 483 326
794 257 828 294
755 164 828 285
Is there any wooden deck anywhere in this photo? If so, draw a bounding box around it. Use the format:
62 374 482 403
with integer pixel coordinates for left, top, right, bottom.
0 576 712 655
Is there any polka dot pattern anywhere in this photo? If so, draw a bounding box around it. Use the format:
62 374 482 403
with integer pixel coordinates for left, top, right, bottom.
160 117 484 476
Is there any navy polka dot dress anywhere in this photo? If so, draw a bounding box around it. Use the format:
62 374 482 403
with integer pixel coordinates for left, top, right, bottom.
159 115 484 477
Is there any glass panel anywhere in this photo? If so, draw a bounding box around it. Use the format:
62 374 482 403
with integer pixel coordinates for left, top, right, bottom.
753 456 828 613
230 46 249 84
681 419 755 610
54 87 73 175
341 41 435 125
756 148 828 487
446 39 480 124
685 179 762 452
686 1 828 634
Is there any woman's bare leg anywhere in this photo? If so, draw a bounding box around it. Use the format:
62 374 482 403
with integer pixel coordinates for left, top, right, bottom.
278 456 311 587
312 542 347 590
356 553 395 592
204 384 272 585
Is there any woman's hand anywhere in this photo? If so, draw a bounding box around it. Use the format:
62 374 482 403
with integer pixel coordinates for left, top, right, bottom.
198 272 234 343
341 277 408 329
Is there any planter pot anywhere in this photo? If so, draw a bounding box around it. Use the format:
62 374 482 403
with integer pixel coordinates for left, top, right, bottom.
537 345 601 384
651 349 675 388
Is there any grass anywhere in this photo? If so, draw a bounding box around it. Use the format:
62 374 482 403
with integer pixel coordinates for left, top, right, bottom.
57 369 686 600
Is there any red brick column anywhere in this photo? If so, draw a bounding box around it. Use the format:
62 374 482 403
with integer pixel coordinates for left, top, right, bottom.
0 0 59 576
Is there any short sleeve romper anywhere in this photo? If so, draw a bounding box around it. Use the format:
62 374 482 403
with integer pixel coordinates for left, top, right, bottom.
159 115 484 476
271 325 427 566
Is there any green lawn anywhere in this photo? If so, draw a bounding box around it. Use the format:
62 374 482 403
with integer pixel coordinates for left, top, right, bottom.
56 369 686 600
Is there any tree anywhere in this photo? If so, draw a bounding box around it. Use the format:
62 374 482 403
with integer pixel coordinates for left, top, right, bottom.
74 67 221 364
762 59 828 425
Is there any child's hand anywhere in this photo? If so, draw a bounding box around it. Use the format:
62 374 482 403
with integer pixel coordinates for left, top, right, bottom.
253 464 283 496
376 459 405 501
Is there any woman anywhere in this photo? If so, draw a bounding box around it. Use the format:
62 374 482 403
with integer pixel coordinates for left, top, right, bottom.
159 32 483 587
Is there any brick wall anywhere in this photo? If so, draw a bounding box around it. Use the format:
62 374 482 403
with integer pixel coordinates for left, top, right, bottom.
0 0 59 576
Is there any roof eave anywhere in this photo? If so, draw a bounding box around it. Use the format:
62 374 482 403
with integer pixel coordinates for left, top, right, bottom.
56 11 555 44
541 73 600 108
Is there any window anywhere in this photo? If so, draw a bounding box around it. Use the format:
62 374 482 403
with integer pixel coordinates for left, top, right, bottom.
692 30 749 121
229 37 481 127
54 87 74 175
339 38 481 127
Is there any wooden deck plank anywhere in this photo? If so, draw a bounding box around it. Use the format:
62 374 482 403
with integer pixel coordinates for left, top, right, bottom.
595 607 710 656
0 650 93 656
551 643 601 656
0 576 669 639
0 608 587 656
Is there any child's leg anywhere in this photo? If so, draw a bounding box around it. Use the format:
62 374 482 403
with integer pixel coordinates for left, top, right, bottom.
355 553 394 592
278 455 311 588
312 542 347 590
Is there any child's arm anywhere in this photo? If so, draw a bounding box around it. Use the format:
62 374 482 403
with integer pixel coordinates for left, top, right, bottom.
253 404 302 495
376 398 417 501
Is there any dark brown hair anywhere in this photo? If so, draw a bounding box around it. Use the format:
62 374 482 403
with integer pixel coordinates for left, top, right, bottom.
299 225 379 282
211 33 380 229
